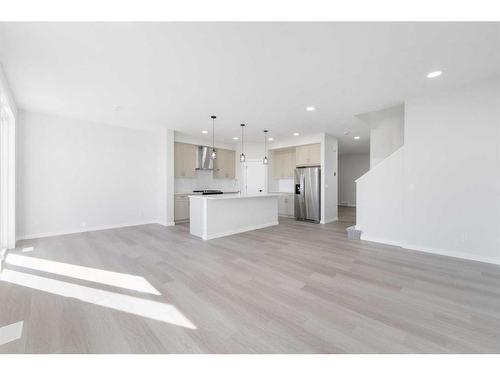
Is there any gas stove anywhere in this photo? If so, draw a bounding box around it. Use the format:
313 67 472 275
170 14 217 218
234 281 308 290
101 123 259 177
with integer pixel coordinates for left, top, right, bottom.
193 189 224 195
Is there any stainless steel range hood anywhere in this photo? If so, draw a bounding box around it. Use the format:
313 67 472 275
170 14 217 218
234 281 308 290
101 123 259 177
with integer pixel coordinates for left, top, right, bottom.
195 146 214 170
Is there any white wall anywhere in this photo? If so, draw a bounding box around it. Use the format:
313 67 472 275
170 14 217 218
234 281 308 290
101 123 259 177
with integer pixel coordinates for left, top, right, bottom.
16 111 169 239
357 148 404 244
359 105 404 168
338 153 369 206
402 80 500 264
357 80 500 265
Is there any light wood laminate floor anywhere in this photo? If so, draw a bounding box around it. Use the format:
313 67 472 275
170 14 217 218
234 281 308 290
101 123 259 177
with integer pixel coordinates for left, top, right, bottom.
1 216 499 353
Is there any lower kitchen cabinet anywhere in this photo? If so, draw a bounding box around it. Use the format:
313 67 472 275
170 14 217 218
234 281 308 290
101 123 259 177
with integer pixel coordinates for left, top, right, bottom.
278 193 294 217
174 194 190 222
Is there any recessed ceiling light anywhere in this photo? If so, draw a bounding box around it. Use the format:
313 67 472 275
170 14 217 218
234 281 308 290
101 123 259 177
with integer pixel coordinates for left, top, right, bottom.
427 71 442 78
202 130 208 134
232 137 239 140
293 132 300 136
354 136 360 140
268 137 274 141
306 106 315 111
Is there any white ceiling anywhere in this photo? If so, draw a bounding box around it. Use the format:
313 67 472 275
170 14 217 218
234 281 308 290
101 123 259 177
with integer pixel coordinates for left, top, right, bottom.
0 22 499 154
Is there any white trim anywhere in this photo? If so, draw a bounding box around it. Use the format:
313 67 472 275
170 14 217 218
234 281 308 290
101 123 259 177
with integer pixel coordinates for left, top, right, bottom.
203 221 279 240
361 234 500 266
158 221 176 227
360 234 404 248
320 217 338 224
338 203 356 207
0 248 8 272
400 242 500 266
0 82 16 250
16 220 166 241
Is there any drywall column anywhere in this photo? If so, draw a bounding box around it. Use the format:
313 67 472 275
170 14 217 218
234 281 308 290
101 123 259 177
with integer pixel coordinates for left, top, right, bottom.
0 64 17 250
165 129 175 226
321 133 338 223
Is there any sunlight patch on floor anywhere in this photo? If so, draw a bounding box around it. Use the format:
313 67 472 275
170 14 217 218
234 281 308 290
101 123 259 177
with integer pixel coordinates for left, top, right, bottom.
5 253 161 295
0 321 24 346
0 269 196 329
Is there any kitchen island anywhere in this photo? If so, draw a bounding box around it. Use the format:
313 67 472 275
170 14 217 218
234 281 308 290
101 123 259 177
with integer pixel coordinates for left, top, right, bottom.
189 193 279 240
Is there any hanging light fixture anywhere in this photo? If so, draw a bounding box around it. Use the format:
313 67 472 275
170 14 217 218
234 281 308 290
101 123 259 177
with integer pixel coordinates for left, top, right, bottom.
240 124 246 162
210 115 217 159
263 130 269 165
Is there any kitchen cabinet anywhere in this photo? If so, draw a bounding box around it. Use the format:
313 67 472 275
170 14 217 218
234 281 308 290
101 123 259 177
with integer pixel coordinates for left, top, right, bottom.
174 142 197 178
272 148 295 179
295 143 321 167
174 194 190 222
278 193 294 217
213 148 236 179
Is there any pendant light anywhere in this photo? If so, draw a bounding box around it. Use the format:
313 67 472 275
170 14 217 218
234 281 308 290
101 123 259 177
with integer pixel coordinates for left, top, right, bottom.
263 130 269 165
239 124 246 162
210 115 217 160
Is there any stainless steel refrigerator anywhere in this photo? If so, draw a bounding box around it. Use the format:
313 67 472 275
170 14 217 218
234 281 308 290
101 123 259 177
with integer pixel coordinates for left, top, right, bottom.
294 166 321 223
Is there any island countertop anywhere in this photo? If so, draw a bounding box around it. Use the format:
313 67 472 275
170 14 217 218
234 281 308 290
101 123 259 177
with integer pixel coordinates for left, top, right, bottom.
189 193 279 200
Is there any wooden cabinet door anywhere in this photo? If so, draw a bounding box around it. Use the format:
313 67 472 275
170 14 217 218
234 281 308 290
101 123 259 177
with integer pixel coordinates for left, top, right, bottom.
174 195 189 221
308 143 321 166
295 145 309 166
284 148 295 178
174 142 184 178
295 144 320 166
224 150 235 179
213 148 225 179
285 194 294 216
272 150 282 179
278 195 286 215
183 143 197 178
213 148 235 179
174 142 197 178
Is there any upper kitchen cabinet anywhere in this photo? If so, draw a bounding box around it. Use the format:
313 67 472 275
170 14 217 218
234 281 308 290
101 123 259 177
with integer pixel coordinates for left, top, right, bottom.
174 142 197 178
295 143 321 167
272 148 295 178
213 148 236 179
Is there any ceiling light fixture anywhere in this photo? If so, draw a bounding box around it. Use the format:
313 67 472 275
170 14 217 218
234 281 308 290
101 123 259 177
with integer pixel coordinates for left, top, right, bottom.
268 137 274 141
202 130 208 134
293 132 300 136
427 71 442 78
210 115 217 160
233 137 239 140
263 130 269 165
354 136 360 140
306 106 315 111
240 124 246 163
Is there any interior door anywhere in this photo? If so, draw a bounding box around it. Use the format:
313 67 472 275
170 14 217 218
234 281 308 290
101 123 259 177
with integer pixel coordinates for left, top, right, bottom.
245 161 267 194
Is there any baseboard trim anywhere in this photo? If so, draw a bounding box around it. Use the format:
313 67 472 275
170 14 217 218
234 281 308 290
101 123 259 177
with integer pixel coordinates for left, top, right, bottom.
320 217 338 224
16 220 166 241
361 234 500 266
0 248 8 272
158 221 176 227
400 242 500 266
204 221 279 240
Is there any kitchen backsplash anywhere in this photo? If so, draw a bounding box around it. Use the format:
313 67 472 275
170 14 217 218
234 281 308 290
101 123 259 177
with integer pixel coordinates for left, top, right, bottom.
175 170 239 193
278 178 294 193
